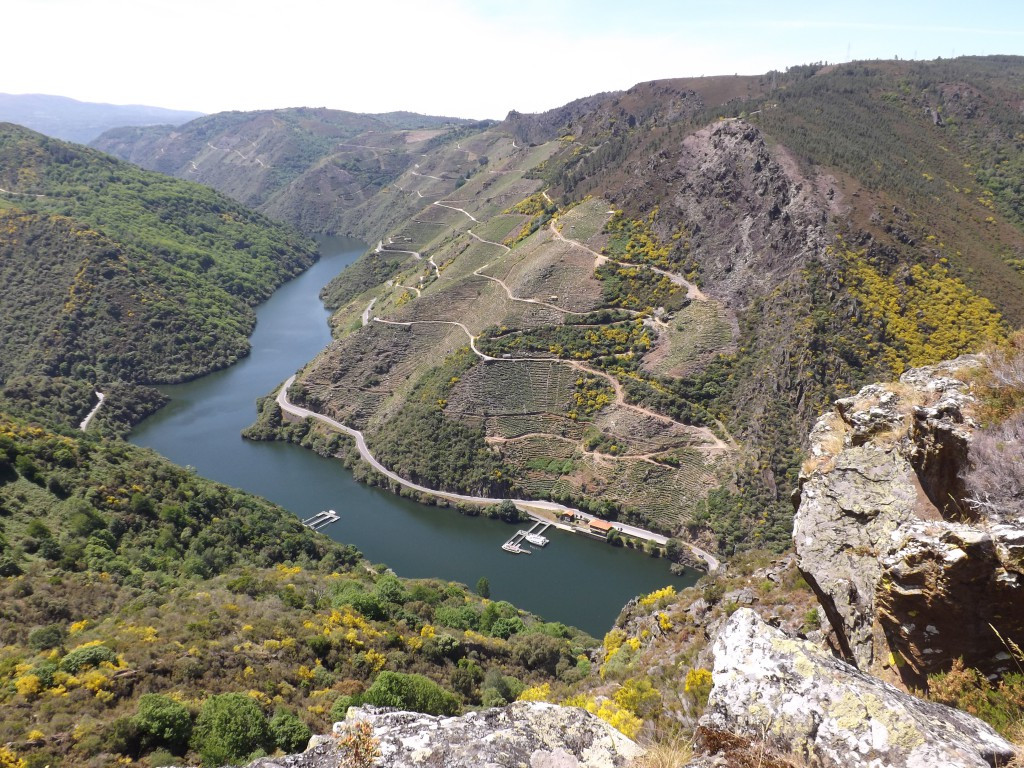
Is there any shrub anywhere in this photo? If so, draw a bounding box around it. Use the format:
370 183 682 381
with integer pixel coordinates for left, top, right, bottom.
105 717 141 758
361 671 459 716
28 625 65 651
330 695 357 722
191 693 270 766
147 748 178 767
59 643 117 673
490 616 526 639
135 693 192 754
684 667 714 715
334 720 381 768
268 708 311 753
475 577 490 598
481 668 523 707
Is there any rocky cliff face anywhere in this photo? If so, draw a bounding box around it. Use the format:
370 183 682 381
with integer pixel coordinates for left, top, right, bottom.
793 356 1024 686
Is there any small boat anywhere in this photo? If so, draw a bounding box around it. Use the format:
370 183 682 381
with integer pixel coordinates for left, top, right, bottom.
524 532 549 546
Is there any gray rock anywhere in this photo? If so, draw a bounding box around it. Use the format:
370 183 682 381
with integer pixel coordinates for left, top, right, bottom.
699 609 1016 768
793 357 1024 683
340 701 642 768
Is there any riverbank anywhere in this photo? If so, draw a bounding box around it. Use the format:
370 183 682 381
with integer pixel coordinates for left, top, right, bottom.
130 237 689 635
275 376 721 573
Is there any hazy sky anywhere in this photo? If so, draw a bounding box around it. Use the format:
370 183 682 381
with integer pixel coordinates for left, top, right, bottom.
8 0 1023 119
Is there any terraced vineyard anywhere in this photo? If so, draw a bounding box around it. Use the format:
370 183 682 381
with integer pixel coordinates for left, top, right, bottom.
643 301 737 377
286 122 737 533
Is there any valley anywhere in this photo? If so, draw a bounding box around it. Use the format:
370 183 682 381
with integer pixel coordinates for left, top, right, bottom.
1 54 1023 768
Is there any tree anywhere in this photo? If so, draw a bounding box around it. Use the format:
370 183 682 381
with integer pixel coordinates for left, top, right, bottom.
475 577 490 599
361 671 459 716
268 708 311 753
135 694 192 755
191 693 270 766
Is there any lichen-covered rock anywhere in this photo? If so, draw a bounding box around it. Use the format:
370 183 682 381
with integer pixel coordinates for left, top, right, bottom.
698 609 1016 768
341 701 642 768
794 356 1024 684
234 702 641 768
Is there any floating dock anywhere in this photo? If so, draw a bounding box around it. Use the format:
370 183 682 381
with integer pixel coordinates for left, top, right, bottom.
501 529 532 554
302 510 340 530
501 521 551 554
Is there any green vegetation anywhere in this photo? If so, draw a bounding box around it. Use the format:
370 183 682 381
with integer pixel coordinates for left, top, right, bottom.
352 671 459 716
369 348 515 496
595 263 686 313
0 125 317 394
320 251 408 312
192 693 271 766
603 209 680 270
477 320 651 362
838 242 1005 373
0 409 594 767
929 660 1024 740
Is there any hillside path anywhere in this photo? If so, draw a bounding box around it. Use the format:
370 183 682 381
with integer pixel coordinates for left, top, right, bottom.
549 220 707 301
79 391 105 431
473 265 587 315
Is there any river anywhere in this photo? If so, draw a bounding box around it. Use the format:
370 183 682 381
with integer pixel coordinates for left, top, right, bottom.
130 236 695 636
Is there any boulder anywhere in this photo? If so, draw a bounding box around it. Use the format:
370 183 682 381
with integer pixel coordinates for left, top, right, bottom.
698 609 1016 768
341 701 642 768
237 702 641 768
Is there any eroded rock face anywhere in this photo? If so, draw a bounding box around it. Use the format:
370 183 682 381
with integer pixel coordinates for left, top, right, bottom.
342 702 641 768
698 609 1016 768
794 357 1024 685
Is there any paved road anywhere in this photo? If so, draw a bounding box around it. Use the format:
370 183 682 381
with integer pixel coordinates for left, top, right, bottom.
275 376 720 572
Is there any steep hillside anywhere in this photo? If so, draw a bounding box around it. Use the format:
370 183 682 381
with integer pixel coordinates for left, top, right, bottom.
0 410 594 768
251 57 1024 559
0 123 318 431
242 126 737 546
0 93 202 144
91 108 486 235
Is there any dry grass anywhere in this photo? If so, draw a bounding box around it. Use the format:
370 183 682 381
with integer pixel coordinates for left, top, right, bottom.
630 737 695 768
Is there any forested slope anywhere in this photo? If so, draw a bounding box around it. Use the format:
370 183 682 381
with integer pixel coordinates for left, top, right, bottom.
0 123 318 432
0 410 593 768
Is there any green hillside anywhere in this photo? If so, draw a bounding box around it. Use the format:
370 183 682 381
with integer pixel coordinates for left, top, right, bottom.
0 410 593 768
0 123 318 430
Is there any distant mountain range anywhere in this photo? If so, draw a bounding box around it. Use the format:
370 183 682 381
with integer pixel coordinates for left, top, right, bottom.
92 107 488 235
0 93 203 143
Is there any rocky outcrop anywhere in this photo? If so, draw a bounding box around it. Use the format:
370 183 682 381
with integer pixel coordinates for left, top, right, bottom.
343 702 642 767
664 120 832 311
696 609 1016 768
794 357 1024 685
239 702 641 767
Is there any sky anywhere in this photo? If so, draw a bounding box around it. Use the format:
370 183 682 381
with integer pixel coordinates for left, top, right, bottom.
7 0 1024 119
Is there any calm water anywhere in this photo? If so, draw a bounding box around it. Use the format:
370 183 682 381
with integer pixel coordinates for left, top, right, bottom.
130 236 693 635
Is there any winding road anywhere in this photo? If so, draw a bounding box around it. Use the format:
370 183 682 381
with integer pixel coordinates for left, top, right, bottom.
549 220 707 301
275 376 720 572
